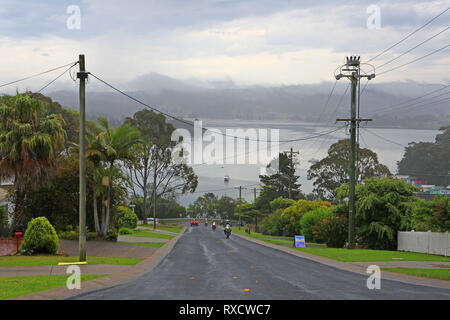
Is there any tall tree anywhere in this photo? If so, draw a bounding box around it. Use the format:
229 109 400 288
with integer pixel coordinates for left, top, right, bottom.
257 152 303 211
90 116 141 235
397 126 450 186
307 139 391 200
0 93 66 230
124 109 197 218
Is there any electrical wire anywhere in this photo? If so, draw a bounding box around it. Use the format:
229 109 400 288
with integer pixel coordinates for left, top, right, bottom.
36 62 79 93
0 61 78 89
377 44 450 76
88 71 345 143
361 127 405 147
376 27 450 70
367 6 450 62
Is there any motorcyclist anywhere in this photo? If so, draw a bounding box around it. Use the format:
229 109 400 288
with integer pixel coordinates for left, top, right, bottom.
212 221 216 230
224 223 232 239
205 219 208 227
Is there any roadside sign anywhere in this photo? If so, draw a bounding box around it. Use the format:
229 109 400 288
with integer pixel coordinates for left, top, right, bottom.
294 235 306 248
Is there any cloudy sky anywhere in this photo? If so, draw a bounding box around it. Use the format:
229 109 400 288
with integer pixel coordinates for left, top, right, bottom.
0 0 449 91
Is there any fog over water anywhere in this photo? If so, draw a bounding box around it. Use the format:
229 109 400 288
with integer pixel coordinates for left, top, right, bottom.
177 119 438 206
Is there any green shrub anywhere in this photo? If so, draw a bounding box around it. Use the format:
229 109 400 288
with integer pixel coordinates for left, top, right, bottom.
115 206 138 229
315 213 348 248
0 206 9 237
106 228 118 242
20 217 59 255
119 227 133 235
58 231 101 241
300 207 333 243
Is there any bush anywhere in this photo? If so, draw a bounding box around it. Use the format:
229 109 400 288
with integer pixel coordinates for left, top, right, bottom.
119 227 133 235
260 210 285 236
58 231 101 240
0 206 10 237
314 213 348 248
20 217 59 255
300 207 334 243
106 228 118 242
115 206 138 229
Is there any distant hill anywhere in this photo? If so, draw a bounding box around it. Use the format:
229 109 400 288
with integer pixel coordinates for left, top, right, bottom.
45 73 450 130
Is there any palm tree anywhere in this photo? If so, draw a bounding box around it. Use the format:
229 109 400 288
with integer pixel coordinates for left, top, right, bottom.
0 93 66 230
92 116 141 235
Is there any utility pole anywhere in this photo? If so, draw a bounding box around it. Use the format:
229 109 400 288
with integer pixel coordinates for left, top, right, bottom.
77 54 88 262
153 157 157 230
234 186 247 230
253 188 257 202
335 56 375 249
283 148 299 199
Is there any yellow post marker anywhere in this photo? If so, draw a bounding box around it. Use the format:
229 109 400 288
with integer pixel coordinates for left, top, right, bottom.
57 261 88 266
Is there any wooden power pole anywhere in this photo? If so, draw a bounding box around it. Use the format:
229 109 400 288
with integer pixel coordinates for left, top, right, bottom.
77 54 88 262
335 56 375 249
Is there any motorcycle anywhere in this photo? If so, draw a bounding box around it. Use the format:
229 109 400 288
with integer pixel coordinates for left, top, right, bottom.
212 224 216 231
224 225 232 239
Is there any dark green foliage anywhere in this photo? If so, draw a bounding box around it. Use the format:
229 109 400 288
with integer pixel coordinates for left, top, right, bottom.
315 212 348 248
307 139 391 200
20 217 59 255
398 126 450 186
407 196 450 232
114 206 138 229
257 153 304 212
300 207 334 243
106 228 118 242
0 206 9 237
336 178 418 250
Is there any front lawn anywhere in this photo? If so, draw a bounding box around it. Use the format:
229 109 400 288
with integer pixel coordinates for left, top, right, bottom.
129 231 174 240
139 224 183 234
0 255 143 267
118 241 165 248
294 247 450 262
382 268 450 281
0 274 106 300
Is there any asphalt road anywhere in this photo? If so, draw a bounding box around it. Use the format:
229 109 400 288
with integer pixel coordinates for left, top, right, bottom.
72 224 450 300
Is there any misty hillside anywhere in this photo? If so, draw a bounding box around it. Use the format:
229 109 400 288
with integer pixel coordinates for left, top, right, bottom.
47 73 450 130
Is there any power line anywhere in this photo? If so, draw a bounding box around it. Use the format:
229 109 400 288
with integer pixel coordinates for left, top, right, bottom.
0 61 78 89
376 27 450 70
377 44 450 76
88 71 345 143
367 6 450 62
367 83 450 116
361 127 405 147
37 62 79 93
369 90 450 117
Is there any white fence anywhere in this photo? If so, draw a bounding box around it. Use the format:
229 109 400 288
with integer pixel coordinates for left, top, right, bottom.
398 231 450 256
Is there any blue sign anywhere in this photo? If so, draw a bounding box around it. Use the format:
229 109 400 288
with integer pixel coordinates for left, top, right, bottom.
294 235 306 248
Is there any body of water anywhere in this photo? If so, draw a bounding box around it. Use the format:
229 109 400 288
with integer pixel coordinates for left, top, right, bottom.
177 119 438 206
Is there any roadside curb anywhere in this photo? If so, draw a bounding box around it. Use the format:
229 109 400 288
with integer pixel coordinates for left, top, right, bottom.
231 231 450 290
10 226 187 300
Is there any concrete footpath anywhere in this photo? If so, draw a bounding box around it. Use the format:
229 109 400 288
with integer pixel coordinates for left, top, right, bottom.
10 226 187 300
231 231 450 290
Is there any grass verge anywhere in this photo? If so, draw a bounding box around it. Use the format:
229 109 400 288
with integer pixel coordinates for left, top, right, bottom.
293 247 450 262
0 256 143 267
382 268 450 281
129 231 174 240
139 224 183 234
118 241 165 248
0 274 107 300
